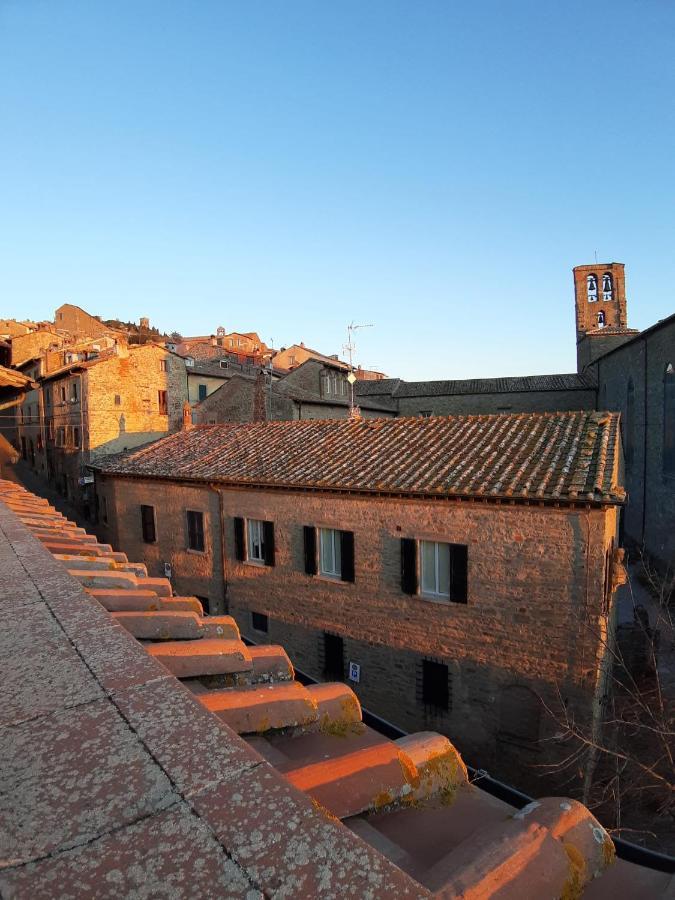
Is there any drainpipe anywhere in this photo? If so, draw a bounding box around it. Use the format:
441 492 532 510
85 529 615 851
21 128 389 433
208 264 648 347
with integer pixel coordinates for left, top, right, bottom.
209 484 228 614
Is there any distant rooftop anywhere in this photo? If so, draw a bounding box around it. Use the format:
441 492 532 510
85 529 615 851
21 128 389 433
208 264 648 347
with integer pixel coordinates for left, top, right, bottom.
356 372 598 398
95 410 624 504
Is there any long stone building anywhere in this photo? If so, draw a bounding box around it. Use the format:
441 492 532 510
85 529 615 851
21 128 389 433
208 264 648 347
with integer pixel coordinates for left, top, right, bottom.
93 411 626 796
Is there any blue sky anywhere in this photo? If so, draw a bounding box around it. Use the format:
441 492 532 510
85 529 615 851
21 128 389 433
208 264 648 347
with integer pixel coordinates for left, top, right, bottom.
1 1 673 380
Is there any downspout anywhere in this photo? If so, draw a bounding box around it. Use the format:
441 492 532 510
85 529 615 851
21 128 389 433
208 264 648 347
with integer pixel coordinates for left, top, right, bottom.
210 484 228 615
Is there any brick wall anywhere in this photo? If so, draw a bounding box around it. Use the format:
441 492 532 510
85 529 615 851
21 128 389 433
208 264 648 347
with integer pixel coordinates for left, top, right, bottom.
595 317 675 568
99 475 620 791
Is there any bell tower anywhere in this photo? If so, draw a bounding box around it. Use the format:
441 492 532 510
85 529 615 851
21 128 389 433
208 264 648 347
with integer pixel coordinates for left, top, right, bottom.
573 262 635 371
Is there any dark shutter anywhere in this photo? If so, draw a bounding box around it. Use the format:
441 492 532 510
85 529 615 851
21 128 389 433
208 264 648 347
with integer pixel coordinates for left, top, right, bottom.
263 521 275 566
449 544 468 603
340 530 354 582
303 526 317 575
401 538 418 594
140 505 156 543
234 517 245 561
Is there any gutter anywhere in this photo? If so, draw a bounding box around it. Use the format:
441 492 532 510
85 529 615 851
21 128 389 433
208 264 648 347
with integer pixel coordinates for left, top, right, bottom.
242 635 675 874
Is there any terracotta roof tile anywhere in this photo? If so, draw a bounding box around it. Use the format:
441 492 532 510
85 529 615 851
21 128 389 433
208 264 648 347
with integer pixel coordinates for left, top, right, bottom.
96 411 625 503
0 482 667 897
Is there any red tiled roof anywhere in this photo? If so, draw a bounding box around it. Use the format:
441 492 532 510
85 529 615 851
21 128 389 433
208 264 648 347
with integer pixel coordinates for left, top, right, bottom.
3 483 667 897
0 365 33 390
96 411 625 504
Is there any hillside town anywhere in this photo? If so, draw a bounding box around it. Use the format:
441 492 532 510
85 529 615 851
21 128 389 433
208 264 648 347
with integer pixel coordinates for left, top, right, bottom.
1 263 674 897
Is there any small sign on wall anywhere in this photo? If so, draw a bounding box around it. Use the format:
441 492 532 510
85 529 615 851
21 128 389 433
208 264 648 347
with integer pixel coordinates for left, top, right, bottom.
348 661 360 683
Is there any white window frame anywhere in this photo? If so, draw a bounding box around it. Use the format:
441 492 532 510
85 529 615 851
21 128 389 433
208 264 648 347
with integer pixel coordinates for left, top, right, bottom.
319 527 342 578
247 518 265 563
420 540 450 599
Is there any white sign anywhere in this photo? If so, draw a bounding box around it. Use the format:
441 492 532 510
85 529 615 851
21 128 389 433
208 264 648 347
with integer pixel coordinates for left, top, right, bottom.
79 474 94 485
347 371 357 385
348 661 360 683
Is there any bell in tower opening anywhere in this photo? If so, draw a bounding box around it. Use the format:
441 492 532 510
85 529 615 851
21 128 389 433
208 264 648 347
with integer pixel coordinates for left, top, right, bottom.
597 310 606 328
602 273 613 301
587 274 598 302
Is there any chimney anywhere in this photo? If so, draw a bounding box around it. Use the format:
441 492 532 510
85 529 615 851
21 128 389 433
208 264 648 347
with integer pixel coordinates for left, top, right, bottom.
253 370 268 422
182 401 193 430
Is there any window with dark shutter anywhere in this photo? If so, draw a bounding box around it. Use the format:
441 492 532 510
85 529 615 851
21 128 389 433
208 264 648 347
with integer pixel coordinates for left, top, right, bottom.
401 538 418 594
340 530 354 582
422 659 450 711
263 521 275 566
303 526 317 575
187 510 205 552
449 544 468 603
140 504 156 543
234 517 245 561
198 384 207 401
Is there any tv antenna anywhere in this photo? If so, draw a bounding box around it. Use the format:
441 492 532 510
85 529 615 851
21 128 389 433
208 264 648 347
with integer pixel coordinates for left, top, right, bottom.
343 322 373 413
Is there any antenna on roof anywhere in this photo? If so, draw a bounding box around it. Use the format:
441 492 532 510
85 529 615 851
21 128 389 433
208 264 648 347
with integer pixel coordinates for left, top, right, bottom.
594 249 598 264
344 322 373 415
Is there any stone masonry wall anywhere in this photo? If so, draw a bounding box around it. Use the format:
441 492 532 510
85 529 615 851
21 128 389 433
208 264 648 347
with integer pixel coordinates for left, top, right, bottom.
86 346 187 459
99 475 619 790
594 318 675 568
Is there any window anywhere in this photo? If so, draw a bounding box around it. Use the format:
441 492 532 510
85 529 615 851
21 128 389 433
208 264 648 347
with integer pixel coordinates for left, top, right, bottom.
158 390 168 414
420 410 432 418
421 540 450 597
587 273 598 302
664 363 675 476
71 381 78 401
101 495 108 524
251 612 269 633
159 359 168 372
185 357 194 367
114 394 121 406
219 360 229 369
196 595 211 616
141 504 156 543
247 518 265 562
56 427 65 447
403 539 468 603
72 426 80 449
198 383 208 401
602 272 613 301
323 632 344 680
597 310 605 328
60 385 66 403
320 527 342 577
186 510 205 552
421 659 449 712
234 518 275 565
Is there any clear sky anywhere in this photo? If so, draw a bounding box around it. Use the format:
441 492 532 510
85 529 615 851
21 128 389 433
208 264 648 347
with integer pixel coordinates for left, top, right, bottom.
1 1 673 380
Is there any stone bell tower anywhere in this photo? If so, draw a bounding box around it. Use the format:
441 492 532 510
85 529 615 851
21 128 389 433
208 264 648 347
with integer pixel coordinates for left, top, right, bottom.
573 263 636 371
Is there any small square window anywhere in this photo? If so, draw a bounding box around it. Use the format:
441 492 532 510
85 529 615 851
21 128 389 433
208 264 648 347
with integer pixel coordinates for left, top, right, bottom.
422 659 449 711
114 394 121 406
251 612 269 633
186 510 205 552
159 359 168 372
